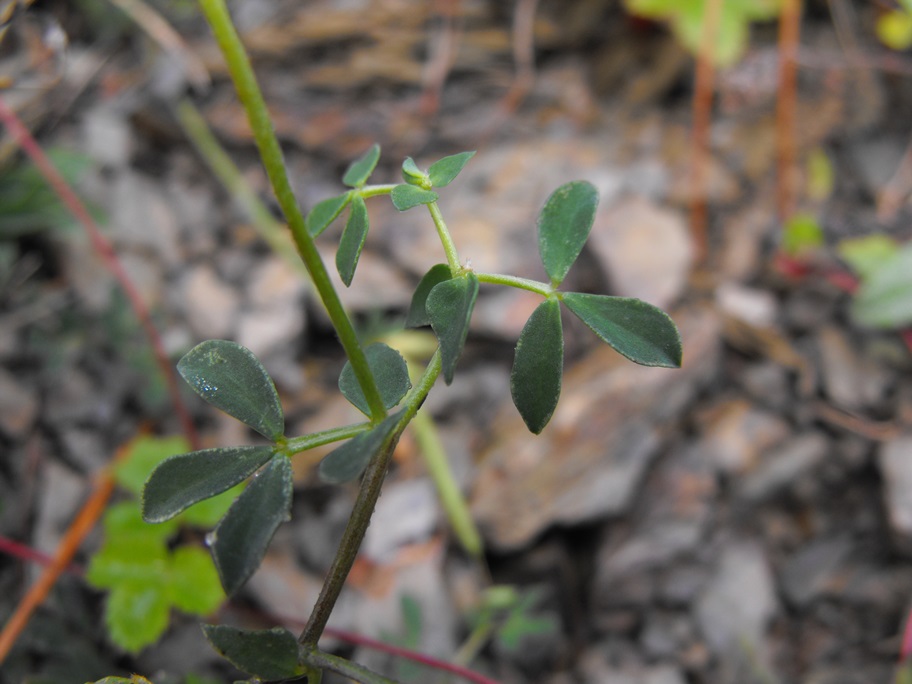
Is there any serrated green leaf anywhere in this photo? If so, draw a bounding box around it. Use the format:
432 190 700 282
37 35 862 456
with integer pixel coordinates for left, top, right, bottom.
401 157 428 186
143 445 275 523
115 435 191 498
343 144 381 187
406 263 452 328
562 292 682 368
339 342 411 416
428 151 475 188
838 235 899 281
202 625 302 680
306 192 352 236
537 181 598 287
336 195 369 287
850 243 912 329
178 340 284 441
167 546 225 615
210 457 293 596
391 184 438 211
427 273 479 384
318 412 401 484
105 583 170 654
511 298 563 434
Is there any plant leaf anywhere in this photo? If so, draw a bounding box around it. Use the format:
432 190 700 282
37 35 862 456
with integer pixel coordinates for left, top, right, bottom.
339 342 411 416
401 157 427 186
406 263 452 328
428 151 475 188
166 546 225 615
318 412 401 484
850 243 912 328
336 195 369 287
562 292 682 367
427 273 479 384
114 435 190 498
178 340 284 441
838 235 899 281
391 184 438 211
210 456 293 595
142 445 275 523
537 181 599 287
105 583 171 654
306 192 351 236
343 144 381 187
202 625 303 680
511 298 563 434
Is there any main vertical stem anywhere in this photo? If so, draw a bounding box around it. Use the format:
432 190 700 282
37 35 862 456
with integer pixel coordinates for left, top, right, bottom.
197 0 387 423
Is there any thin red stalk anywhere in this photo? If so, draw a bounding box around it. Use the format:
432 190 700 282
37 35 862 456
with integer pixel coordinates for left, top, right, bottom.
0 95 200 450
776 0 802 220
903 606 912 661
0 535 82 575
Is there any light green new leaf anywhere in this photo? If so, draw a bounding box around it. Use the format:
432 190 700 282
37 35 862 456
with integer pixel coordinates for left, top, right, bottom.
210 457 293 596
142 445 275 523
391 184 439 211
306 192 352 236
401 157 428 186
336 195 370 287
114 435 190 498
511 298 563 434
406 263 452 328
427 273 479 384
202 625 302 680
178 340 284 441
428 151 476 188
850 242 912 329
563 292 682 368
343 144 381 187
339 342 411 416
838 235 899 281
167 546 225 615
318 413 401 484
537 181 599 287
105 583 170 654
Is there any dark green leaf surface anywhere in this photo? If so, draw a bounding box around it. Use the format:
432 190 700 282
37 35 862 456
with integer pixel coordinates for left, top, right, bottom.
202 625 302 680
427 273 479 384
210 457 293 596
142 445 274 523
336 195 369 287
318 413 401 484
537 181 599 286
343 144 381 187
401 157 427 186
406 263 452 328
178 340 285 440
850 242 912 328
339 342 411 416
511 298 563 434
563 292 682 368
306 192 351 236
391 184 438 211
428 151 475 188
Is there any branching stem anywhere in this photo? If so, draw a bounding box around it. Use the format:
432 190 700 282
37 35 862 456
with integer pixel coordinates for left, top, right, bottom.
427 201 462 274
475 272 552 296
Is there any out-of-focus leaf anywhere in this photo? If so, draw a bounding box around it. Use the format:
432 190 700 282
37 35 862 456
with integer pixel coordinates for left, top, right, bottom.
511 298 563 434
782 214 824 257
391 184 438 211
336 194 369 287
339 342 411 416
306 192 351 236
104 583 170 654
114 435 191 498
877 9 912 51
850 242 912 329
428 151 475 188
839 235 899 281
406 263 452 328
343 144 381 187
537 181 598 287
166 546 225 615
202 625 303 680
427 273 479 384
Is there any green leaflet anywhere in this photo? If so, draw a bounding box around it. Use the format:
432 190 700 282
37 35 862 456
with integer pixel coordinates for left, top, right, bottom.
537 181 598 287
401 157 428 186
343 144 381 187
391 184 439 211
178 340 284 441
562 292 682 368
511 298 563 434
142 445 275 523
839 235 899 282
306 192 352 236
428 151 475 188
849 242 912 328
339 342 411 416
166 546 225 614
406 263 452 328
202 625 303 680
336 194 369 287
210 457 293 596
427 273 479 384
318 412 401 484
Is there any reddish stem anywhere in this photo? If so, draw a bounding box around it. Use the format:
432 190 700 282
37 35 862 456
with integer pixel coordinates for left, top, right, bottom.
0 535 82 574
0 95 200 450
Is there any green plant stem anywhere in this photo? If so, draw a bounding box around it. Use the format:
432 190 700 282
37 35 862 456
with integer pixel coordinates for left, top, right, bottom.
427 201 461 275
452 620 496 668
410 410 483 557
475 272 552 296
197 0 386 424
283 422 371 455
359 184 397 199
300 351 442 647
301 646 398 684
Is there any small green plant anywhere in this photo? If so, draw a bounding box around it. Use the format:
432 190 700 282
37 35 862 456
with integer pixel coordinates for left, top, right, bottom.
90 0 683 681
839 235 912 329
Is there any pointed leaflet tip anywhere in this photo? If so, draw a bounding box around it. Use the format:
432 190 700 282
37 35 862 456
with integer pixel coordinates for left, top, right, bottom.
426 273 479 384
336 195 369 287
511 298 563 434
537 181 599 287
342 143 381 187
428 151 476 188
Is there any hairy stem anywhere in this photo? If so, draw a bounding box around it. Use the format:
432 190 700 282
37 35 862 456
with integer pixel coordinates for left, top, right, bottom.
300 352 442 646
475 271 552 296
427 201 461 274
197 0 387 423
284 422 371 455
